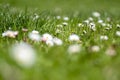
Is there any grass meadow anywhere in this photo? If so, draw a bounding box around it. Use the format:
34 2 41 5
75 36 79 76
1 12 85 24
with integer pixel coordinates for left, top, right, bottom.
0 0 120 80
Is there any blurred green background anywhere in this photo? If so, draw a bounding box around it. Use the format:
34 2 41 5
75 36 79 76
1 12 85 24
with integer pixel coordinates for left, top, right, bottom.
0 0 120 12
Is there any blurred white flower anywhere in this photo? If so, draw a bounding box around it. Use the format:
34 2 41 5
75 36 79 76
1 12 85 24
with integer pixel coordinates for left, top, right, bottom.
68 44 81 54
116 31 120 36
28 30 41 41
106 17 111 22
46 40 54 47
100 35 108 40
62 22 68 26
2 30 18 38
63 17 69 21
92 12 100 17
31 30 39 34
56 16 61 19
9 27 11 30
83 30 87 34
33 13 39 20
22 28 28 32
53 37 63 46
88 17 93 21
10 42 36 68
78 23 83 27
98 19 103 24
56 24 63 28
89 23 96 31
107 24 112 28
69 34 80 42
91 45 100 52
116 24 120 28
105 27 111 30
55 29 61 34
101 23 106 27
42 33 53 42
84 20 89 24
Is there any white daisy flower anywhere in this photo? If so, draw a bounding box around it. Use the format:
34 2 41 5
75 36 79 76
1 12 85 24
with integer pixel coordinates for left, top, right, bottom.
56 16 61 19
10 42 36 68
78 23 82 27
53 37 63 46
28 30 41 41
98 19 103 24
91 45 100 52
78 23 83 27
42 33 53 42
92 12 100 17
101 23 106 27
69 34 80 42
2 30 18 38
100 35 108 40
89 23 96 31
116 31 120 36
68 44 81 54
46 40 54 47
63 16 69 21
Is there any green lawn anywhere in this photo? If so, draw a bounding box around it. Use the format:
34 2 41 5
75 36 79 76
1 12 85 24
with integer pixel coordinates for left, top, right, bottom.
0 0 120 80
